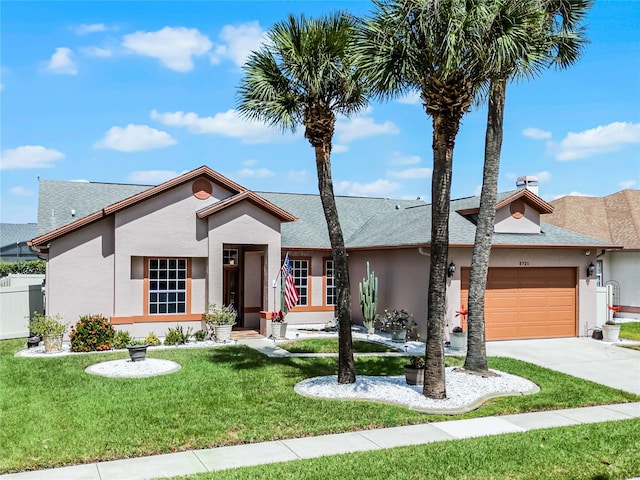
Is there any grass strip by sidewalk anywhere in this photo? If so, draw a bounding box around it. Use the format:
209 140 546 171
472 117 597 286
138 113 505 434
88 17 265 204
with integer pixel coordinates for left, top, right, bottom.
1 338 637 473
181 418 640 480
279 338 395 353
620 322 640 340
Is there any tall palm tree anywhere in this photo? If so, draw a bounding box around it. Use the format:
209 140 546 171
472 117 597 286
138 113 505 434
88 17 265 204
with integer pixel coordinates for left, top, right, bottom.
237 13 367 383
357 0 524 399
464 0 592 373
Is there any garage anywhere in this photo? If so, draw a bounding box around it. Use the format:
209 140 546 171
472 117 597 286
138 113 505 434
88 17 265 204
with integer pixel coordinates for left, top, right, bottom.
460 267 577 340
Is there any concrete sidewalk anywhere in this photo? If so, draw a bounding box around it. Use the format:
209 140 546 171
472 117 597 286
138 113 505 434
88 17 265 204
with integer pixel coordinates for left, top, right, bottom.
486 337 640 395
2 402 639 480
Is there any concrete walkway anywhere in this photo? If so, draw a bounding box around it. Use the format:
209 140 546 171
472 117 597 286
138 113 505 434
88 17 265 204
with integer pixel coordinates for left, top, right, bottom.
486 337 640 395
2 402 639 480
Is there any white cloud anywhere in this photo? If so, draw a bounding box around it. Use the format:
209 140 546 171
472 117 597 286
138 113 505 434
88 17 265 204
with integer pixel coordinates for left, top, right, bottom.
151 109 291 144
76 23 108 35
397 90 421 105
242 159 258 167
235 167 275 178
620 179 637 189
10 186 34 197
336 116 399 144
556 122 640 161
547 191 594 201
522 128 552 140
127 170 182 183
287 170 308 183
332 144 349 154
390 151 421 165
210 21 266 67
94 124 176 152
335 179 400 197
123 27 212 72
47 47 77 75
0 145 64 170
535 171 551 183
80 46 113 58
388 167 432 179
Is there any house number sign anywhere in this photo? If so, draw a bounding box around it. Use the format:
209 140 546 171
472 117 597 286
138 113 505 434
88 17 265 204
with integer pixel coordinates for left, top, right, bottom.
519 261 530 266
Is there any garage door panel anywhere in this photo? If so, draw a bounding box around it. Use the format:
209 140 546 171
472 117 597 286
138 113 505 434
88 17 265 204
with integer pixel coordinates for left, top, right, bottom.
460 267 576 340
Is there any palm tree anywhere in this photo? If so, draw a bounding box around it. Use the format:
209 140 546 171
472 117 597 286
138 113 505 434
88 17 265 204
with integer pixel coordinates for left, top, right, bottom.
464 0 592 373
357 0 525 399
237 13 367 384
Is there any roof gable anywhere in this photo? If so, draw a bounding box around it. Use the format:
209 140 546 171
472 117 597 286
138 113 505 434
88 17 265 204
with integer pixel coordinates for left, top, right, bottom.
197 191 297 222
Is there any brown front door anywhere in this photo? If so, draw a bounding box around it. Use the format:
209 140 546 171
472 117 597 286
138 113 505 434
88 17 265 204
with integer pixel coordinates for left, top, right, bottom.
460 267 577 340
224 266 241 325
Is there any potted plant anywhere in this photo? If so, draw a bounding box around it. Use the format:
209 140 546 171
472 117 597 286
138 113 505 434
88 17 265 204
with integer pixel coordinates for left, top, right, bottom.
602 305 621 342
404 356 425 385
379 308 414 342
359 261 378 335
270 310 288 339
126 339 149 362
203 303 237 343
450 306 468 350
28 312 67 353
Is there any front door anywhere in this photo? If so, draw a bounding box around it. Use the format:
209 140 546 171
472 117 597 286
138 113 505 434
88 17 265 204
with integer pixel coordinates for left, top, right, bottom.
223 248 242 326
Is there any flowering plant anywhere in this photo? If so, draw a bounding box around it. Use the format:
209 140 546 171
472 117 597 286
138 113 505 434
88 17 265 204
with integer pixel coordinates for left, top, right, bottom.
606 304 621 325
203 303 237 326
406 356 425 369
29 312 67 336
270 310 286 323
70 314 115 352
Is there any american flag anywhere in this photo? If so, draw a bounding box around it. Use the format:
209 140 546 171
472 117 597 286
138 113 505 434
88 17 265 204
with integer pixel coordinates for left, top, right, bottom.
281 253 299 311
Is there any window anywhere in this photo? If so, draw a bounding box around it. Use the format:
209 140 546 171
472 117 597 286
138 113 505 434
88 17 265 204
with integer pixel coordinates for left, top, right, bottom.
223 249 238 266
148 258 187 314
596 260 603 287
325 259 336 306
291 259 308 306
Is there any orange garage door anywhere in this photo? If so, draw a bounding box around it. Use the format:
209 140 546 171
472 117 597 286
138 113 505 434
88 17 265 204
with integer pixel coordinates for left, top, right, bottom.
460 267 577 340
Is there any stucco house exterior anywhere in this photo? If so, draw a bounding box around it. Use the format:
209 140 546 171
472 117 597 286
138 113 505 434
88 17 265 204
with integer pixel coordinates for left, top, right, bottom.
30 166 616 340
543 189 640 320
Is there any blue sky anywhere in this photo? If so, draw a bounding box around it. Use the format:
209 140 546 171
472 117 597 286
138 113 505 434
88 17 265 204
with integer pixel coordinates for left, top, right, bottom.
1 0 639 224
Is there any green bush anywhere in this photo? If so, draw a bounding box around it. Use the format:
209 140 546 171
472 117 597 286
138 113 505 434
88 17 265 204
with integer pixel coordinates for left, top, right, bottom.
70 315 115 352
164 325 192 345
28 312 67 336
144 332 161 346
0 260 46 277
112 330 132 349
194 329 207 341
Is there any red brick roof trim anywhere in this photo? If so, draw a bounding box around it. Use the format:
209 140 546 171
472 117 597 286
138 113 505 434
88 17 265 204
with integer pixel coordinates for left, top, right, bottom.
456 189 554 216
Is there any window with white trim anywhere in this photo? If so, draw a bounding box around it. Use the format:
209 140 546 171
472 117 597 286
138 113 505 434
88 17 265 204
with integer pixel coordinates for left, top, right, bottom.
149 258 187 314
325 259 336 306
291 259 308 306
596 260 603 287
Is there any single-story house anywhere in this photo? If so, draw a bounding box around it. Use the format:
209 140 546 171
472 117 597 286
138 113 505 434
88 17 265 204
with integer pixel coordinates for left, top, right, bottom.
1 223 40 263
30 166 617 339
543 189 640 320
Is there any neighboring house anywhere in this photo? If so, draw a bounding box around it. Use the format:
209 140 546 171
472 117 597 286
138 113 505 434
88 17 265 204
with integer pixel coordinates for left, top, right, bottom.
1 223 39 262
30 166 615 340
543 189 640 320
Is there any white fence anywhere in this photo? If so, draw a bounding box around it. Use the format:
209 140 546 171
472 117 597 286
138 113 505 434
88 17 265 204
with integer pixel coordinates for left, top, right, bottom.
0 275 45 340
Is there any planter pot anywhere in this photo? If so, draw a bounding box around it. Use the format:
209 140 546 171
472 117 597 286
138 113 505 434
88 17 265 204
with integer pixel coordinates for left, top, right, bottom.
272 322 288 339
127 344 148 362
404 366 424 385
390 327 407 343
449 332 467 351
42 334 63 353
214 324 233 343
602 324 620 342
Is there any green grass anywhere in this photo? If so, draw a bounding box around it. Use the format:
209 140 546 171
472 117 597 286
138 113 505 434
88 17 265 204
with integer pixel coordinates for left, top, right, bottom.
620 322 640 340
0 338 637 474
279 338 395 353
179 419 640 480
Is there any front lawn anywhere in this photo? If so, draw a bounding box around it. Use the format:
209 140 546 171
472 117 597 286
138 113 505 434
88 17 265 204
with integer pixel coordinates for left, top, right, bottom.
186 419 640 480
0 339 637 473
620 322 640 341
279 338 395 353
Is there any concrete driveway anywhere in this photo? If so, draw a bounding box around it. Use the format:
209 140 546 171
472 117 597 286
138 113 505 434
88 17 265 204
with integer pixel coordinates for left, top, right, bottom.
486 337 640 395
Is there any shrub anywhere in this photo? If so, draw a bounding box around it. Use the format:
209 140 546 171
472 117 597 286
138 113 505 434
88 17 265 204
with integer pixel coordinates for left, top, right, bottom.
0 259 46 278
144 332 161 346
202 303 237 326
194 329 207 341
70 315 115 352
164 325 192 345
28 312 67 336
112 330 132 349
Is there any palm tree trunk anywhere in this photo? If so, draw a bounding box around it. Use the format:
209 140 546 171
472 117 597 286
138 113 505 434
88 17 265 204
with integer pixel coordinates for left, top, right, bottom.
464 78 506 373
314 143 356 384
423 113 457 400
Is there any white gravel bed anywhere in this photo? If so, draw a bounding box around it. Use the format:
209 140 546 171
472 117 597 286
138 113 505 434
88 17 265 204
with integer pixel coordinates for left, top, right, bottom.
85 359 182 378
295 367 539 414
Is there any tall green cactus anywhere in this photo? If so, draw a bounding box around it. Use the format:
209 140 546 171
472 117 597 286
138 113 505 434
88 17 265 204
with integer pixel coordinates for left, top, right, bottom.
358 261 378 331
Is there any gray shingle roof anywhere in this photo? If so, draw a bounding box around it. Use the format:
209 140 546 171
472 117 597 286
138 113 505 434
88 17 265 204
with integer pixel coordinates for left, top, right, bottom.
35 179 612 249
1 223 38 247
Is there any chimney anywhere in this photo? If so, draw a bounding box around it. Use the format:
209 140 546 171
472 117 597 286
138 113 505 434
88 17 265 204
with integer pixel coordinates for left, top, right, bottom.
516 176 539 196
